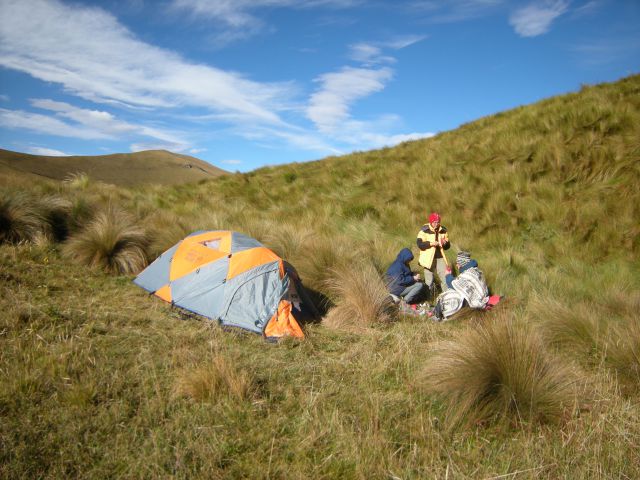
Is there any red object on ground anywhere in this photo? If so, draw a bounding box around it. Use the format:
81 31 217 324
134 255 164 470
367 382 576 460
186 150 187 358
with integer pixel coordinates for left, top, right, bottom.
485 295 502 310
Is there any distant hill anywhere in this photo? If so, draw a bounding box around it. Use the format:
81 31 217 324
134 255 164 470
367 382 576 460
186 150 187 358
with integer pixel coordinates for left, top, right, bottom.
0 149 227 186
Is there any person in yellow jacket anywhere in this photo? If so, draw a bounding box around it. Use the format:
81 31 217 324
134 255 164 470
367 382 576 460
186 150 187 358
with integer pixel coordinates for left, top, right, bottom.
416 212 451 298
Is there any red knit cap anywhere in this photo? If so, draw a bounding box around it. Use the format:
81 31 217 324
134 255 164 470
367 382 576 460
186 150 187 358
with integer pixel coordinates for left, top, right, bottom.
429 212 441 224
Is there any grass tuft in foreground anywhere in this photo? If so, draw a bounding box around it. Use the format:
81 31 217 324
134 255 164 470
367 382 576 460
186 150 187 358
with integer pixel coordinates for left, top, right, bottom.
63 204 149 274
0 190 48 244
174 354 254 402
608 319 640 393
422 313 579 429
322 261 395 331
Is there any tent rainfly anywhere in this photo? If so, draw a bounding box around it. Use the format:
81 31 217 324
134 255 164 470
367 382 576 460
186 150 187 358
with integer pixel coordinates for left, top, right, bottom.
134 230 307 339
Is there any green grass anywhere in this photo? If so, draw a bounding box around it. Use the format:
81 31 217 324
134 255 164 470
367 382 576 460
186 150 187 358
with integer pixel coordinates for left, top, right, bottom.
1 74 639 478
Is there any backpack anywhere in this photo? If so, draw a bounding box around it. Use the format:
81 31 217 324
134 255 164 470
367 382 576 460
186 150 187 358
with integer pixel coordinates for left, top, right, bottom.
451 266 489 309
432 289 465 321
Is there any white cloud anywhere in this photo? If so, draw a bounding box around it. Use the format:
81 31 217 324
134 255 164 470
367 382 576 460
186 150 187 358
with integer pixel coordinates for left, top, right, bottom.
189 148 207 154
348 35 426 64
509 1 569 37
29 98 188 146
0 94 9 102
408 0 504 23
171 0 361 27
385 34 428 50
307 67 393 133
570 36 640 67
221 159 243 165
323 116 434 149
349 43 384 63
0 107 112 139
27 146 70 156
130 142 189 152
170 0 361 47
0 0 289 124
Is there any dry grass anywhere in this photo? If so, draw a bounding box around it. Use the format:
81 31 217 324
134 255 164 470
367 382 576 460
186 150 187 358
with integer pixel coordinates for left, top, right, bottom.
422 313 580 429
607 320 640 393
63 204 149 274
173 354 254 402
0 191 48 244
1 74 640 478
532 295 605 362
322 261 396 332
63 172 91 190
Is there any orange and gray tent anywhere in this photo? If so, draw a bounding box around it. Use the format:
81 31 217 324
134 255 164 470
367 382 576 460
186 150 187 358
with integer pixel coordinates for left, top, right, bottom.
134 231 305 339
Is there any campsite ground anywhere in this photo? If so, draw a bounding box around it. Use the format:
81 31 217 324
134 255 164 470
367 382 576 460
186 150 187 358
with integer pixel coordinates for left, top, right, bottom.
1 75 639 478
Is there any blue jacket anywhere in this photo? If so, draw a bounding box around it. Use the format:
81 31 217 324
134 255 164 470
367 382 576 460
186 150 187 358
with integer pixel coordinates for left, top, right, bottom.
445 259 478 289
385 248 417 295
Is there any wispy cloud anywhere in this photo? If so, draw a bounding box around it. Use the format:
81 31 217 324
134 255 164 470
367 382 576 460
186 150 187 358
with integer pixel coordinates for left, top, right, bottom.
170 0 361 45
318 115 434 149
27 146 70 156
307 66 394 133
308 34 433 151
348 35 426 64
0 98 190 153
570 35 640 67
171 0 361 25
509 1 569 37
348 43 395 65
170 0 363 38
408 0 504 23
386 34 428 49
130 142 189 152
0 0 289 124
0 108 112 140
0 0 434 162
31 99 188 147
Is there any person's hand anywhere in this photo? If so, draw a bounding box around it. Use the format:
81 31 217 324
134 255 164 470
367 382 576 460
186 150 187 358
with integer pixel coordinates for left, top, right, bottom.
445 267 452 274
413 274 420 281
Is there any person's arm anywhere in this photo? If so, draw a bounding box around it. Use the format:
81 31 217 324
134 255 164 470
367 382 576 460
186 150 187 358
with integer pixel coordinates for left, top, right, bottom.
440 227 450 250
445 271 454 289
399 265 415 286
417 237 433 250
417 229 437 250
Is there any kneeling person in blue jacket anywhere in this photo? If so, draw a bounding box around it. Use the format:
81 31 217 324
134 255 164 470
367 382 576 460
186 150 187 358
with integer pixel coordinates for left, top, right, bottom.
385 248 426 304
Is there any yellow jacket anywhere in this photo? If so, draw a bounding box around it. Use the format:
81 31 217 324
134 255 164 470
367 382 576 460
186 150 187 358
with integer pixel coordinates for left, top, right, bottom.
416 224 449 268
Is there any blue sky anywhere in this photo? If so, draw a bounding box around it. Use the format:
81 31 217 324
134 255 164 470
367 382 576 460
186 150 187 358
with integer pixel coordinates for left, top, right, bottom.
1 0 638 172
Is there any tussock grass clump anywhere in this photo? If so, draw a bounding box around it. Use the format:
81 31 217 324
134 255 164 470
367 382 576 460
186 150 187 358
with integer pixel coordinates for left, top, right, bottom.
323 262 395 331
174 355 254 402
63 205 149 274
63 172 91 190
608 320 640 392
264 222 313 261
0 191 48 244
39 195 73 242
532 296 604 361
423 314 579 428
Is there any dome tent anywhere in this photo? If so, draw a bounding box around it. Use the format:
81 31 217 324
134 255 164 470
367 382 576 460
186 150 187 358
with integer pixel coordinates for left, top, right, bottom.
134 230 309 339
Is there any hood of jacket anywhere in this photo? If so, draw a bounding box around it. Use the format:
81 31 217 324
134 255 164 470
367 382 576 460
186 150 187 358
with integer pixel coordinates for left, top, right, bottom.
396 248 414 264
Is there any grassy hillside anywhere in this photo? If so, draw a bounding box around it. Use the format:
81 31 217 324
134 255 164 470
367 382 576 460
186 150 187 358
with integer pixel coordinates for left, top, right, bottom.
1 74 639 478
0 148 227 187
